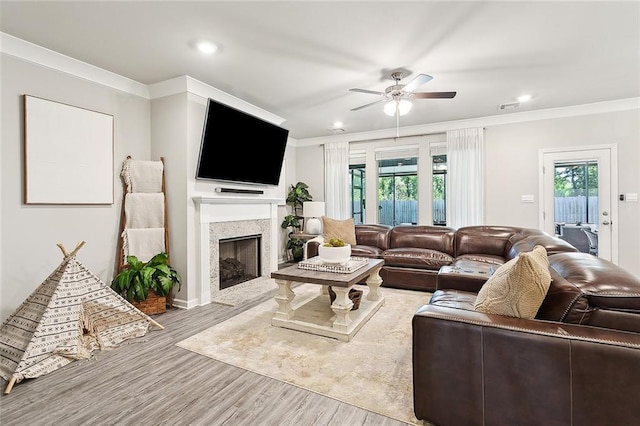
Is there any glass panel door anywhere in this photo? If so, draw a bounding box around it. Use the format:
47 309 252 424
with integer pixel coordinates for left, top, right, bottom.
542 147 614 261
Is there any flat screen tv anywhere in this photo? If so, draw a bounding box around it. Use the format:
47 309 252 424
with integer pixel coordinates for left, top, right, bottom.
196 98 289 186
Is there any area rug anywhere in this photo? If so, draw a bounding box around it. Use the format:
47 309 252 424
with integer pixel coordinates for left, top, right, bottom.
177 283 432 425
210 277 279 306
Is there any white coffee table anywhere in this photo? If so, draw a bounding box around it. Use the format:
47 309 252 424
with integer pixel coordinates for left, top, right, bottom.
270 258 385 342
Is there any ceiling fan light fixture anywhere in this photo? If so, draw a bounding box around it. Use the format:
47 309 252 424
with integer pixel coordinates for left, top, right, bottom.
384 99 412 116
383 100 396 116
398 99 412 115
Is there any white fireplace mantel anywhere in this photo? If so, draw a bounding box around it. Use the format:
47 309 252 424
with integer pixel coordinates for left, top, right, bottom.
193 195 281 306
193 195 283 205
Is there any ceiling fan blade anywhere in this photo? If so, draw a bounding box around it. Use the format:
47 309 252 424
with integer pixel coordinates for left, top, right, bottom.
412 91 457 99
351 99 385 111
349 88 385 96
402 74 433 93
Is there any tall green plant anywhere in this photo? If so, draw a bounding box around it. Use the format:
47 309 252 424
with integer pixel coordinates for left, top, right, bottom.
285 181 313 218
281 182 313 260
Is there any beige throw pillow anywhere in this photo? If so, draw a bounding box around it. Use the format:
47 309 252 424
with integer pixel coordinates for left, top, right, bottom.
322 216 357 246
474 245 551 319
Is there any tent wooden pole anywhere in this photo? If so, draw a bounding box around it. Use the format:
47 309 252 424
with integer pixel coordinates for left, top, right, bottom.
149 318 165 330
56 243 70 257
69 241 86 257
4 376 17 394
57 241 86 258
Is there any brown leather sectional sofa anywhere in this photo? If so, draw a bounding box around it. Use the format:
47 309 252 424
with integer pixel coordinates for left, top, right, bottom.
308 224 640 425
308 224 575 291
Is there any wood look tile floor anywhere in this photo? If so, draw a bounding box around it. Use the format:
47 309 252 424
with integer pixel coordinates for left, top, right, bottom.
0 287 410 426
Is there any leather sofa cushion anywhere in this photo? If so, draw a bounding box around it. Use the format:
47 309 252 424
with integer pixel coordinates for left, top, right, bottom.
429 289 477 310
351 244 384 258
508 234 578 259
537 268 589 322
475 245 552 319
355 224 391 251
549 252 640 312
388 225 455 255
383 248 453 270
454 226 523 258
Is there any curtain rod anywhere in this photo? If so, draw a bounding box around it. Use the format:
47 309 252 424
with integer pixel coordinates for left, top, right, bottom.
347 127 486 144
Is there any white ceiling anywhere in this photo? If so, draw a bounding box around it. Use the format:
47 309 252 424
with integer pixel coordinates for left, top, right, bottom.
1 1 639 140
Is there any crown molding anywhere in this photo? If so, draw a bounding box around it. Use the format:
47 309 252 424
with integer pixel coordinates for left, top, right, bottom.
148 76 285 125
0 32 149 98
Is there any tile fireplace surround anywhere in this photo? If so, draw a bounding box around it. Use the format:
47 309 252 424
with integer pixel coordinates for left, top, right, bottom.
194 196 281 306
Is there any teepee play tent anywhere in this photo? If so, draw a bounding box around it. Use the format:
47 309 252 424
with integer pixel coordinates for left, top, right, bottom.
0 242 163 394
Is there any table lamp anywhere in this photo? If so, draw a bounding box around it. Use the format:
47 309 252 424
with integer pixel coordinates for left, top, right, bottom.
303 201 325 235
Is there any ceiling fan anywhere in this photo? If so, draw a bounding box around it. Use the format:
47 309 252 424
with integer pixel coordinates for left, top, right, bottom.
349 71 457 116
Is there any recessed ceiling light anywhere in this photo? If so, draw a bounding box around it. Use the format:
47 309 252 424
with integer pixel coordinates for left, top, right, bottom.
517 94 532 103
333 121 343 128
195 41 218 55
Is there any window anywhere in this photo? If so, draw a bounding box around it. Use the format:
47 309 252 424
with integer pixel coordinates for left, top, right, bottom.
350 164 365 224
554 161 598 224
432 154 447 226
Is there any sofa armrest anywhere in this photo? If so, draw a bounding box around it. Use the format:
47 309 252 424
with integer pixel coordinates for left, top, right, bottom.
303 236 324 260
412 304 640 426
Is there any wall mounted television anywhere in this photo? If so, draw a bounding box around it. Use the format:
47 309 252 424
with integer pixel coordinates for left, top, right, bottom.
196 98 289 186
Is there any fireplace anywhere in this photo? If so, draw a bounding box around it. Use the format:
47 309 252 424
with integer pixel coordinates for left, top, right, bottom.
219 234 261 289
194 195 281 306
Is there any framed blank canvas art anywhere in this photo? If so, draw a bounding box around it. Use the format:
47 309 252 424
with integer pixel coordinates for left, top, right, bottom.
24 95 114 204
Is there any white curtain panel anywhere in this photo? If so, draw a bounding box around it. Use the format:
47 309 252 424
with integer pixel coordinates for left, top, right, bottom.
446 128 485 229
324 142 350 219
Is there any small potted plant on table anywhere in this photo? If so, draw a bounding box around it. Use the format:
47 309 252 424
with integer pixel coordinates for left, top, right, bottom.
318 238 352 264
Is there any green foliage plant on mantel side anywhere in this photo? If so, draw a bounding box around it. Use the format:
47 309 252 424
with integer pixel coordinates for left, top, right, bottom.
281 181 313 261
285 181 312 219
286 237 305 262
111 252 181 302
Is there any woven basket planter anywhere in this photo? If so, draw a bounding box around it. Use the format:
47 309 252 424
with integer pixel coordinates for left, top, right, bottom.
132 289 166 315
328 286 363 310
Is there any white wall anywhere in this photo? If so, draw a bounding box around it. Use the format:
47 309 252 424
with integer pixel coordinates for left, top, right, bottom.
150 92 190 304
295 144 324 201
1 54 150 321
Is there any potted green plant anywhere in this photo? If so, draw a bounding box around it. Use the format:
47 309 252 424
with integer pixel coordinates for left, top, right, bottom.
111 252 181 314
281 182 313 261
281 214 302 234
286 237 306 262
285 181 313 218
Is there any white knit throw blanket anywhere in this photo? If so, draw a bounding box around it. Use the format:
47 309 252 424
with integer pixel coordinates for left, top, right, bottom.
121 228 165 263
124 193 165 229
121 159 163 193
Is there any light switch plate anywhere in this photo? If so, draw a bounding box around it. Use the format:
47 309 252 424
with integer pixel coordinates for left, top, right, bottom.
521 194 535 203
626 193 638 202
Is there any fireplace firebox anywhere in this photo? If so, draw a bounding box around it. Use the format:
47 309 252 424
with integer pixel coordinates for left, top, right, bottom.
218 234 262 290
